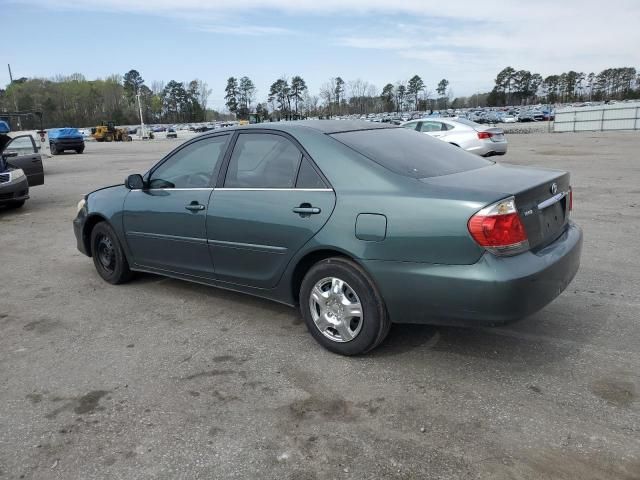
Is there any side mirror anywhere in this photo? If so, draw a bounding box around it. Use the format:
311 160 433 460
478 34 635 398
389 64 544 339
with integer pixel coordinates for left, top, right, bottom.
125 174 145 190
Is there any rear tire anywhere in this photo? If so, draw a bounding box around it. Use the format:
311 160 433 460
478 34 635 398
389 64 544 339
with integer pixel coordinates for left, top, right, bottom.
299 257 390 355
90 222 133 285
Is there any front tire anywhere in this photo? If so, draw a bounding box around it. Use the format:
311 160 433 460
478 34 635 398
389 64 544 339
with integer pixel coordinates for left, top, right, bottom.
90 222 133 284
299 257 390 355
76 147 84 154
50 143 58 155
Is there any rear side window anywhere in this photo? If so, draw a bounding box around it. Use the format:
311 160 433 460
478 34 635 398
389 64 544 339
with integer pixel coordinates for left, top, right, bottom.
331 128 492 179
418 121 443 132
296 159 327 189
225 133 302 188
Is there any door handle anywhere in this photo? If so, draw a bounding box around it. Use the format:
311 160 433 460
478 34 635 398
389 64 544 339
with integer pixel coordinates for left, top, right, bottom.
185 202 205 212
293 205 321 215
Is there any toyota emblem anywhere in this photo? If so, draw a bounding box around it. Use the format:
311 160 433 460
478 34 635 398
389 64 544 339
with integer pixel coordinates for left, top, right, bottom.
550 183 558 195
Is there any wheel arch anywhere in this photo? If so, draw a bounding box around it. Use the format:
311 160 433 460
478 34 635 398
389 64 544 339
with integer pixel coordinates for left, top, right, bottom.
290 247 369 304
82 213 109 257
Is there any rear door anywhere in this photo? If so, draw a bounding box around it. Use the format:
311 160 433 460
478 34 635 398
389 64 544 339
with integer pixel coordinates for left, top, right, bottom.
207 131 336 289
4 135 44 186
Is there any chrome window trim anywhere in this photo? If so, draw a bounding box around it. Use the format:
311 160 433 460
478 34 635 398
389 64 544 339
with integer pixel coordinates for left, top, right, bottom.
537 191 569 210
213 188 333 192
129 188 214 192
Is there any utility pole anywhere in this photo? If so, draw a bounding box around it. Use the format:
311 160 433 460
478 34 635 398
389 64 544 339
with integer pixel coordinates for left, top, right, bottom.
136 92 146 139
7 64 21 130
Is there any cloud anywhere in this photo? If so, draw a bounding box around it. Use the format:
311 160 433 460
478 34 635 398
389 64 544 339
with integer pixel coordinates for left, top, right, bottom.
15 0 640 19
197 24 296 36
10 0 640 96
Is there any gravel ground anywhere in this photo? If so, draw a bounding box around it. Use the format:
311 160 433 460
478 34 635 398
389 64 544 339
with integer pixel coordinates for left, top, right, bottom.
0 130 639 480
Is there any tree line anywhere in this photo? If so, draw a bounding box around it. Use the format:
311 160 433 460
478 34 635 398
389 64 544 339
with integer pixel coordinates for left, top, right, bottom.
2 65 640 129
0 70 228 129
488 66 640 106
225 74 454 120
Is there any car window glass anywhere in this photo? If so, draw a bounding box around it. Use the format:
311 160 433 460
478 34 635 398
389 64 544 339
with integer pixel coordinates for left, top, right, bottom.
454 117 482 128
150 135 229 189
401 122 418 130
6 136 35 154
296 159 327 189
225 133 302 188
419 122 442 133
442 123 454 130
331 128 492 179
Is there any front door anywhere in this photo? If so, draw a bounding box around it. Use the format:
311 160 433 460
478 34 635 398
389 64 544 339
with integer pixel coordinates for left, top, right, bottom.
4 135 44 186
122 134 230 278
207 132 336 289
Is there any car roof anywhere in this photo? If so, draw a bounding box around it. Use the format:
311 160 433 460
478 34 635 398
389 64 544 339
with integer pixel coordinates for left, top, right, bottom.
238 120 397 135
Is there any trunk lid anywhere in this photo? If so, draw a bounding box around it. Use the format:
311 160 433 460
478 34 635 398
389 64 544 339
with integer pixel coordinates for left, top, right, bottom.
479 126 506 142
421 163 570 250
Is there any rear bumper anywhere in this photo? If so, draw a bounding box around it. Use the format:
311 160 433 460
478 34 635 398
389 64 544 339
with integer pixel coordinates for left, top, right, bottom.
51 138 85 150
362 221 583 326
468 140 508 157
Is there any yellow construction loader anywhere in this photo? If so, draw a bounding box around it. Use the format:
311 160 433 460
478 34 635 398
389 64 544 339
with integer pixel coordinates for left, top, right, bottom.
91 122 132 142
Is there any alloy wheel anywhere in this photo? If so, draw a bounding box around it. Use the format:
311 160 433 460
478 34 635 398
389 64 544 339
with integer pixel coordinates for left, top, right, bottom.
309 277 363 342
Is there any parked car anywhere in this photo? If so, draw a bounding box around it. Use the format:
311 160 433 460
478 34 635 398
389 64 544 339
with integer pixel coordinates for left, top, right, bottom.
166 128 178 139
402 117 507 157
48 127 85 155
73 121 582 355
503 115 518 123
0 123 45 208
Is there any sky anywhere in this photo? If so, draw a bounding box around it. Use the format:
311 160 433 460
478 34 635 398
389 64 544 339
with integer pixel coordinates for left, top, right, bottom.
2 0 639 110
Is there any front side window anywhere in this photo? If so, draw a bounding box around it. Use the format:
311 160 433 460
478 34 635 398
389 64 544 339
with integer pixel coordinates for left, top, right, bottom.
6 136 36 155
150 135 229 189
224 133 302 188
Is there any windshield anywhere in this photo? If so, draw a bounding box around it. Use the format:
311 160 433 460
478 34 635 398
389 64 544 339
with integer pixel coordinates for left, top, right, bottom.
330 128 493 179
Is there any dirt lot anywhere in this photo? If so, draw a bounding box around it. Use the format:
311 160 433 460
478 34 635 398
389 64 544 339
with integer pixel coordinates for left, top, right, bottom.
1 131 639 480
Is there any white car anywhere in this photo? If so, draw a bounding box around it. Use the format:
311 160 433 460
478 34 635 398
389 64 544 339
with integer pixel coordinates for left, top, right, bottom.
503 115 518 123
401 117 507 157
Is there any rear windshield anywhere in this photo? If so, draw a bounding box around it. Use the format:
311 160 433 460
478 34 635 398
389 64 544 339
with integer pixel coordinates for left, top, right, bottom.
453 117 482 128
330 128 493 178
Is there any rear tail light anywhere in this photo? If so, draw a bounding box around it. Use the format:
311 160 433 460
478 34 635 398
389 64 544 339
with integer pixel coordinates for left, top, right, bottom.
477 131 493 139
569 186 573 212
468 196 529 256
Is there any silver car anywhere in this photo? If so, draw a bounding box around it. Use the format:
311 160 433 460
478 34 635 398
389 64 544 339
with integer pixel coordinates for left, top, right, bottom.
401 117 507 157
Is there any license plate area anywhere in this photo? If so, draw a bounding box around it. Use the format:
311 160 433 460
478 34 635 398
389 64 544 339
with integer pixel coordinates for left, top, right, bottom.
539 197 567 239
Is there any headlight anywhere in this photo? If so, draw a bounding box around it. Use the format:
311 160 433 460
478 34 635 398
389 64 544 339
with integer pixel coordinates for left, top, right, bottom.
76 198 86 213
11 169 25 181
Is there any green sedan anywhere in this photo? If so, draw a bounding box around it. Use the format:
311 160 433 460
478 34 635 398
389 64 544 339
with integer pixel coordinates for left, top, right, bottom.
73 121 582 355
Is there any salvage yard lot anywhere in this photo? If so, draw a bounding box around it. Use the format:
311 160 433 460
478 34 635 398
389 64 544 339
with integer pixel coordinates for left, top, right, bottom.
1 131 639 479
